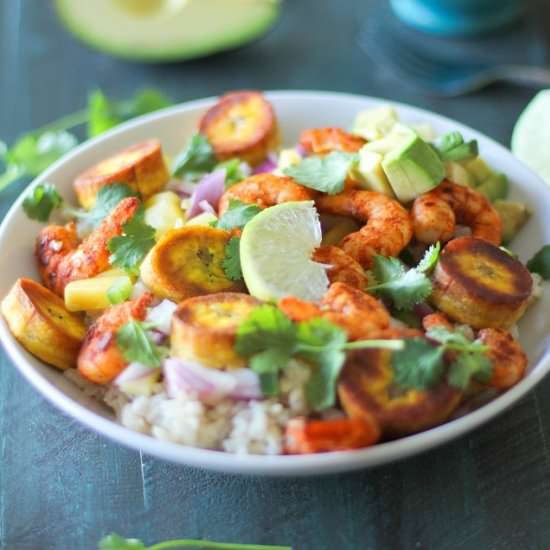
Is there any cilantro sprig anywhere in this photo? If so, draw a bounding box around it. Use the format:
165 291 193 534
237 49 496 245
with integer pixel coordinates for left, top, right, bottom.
116 320 168 369
99 532 292 550
367 243 440 310
392 325 492 390
283 151 358 194
216 199 261 230
527 244 550 280
172 133 217 178
223 236 243 281
432 131 478 162
108 207 156 274
0 88 172 193
22 182 63 222
235 305 403 410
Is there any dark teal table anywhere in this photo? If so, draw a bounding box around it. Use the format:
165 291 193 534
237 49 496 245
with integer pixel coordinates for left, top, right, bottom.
2 2 550 549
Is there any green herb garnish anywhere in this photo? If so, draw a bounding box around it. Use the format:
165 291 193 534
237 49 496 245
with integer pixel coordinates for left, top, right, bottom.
116 321 167 368
99 532 292 550
217 199 261 230
107 278 134 305
172 133 217 178
108 207 156 274
223 236 243 281
527 244 550 279
283 151 358 194
217 158 248 187
22 182 64 222
432 131 478 162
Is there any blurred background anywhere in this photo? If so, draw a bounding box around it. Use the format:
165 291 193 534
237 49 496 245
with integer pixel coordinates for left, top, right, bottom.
2 1 550 549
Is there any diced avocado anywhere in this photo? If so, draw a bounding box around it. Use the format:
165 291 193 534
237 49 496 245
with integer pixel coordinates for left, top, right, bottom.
381 133 445 203
477 173 510 202
445 161 475 188
364 123 416 155
54 0 281 62
463 157 494 185
351 105 398 141
493 200 531 243
349 148 395 197
412 123 436 142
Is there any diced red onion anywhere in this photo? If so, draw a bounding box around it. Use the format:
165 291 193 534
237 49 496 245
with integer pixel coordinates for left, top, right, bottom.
164 358 261 401
148 329 166 345
295 144 306 157
168 180 197 198
252 153 277 174
115 362 155 386
186 169 226 219
198 200 217 215
146 299 178 335
414 302 434 319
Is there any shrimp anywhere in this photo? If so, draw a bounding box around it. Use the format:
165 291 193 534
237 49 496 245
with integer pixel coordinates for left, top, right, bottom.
36 197 140 296
77 292 153 384
315 190 413 268
279 282 390 340
422 312 527 390
313 245 368 289
477 328 527 389
411 180 502 245
218 174 314 215
299 128 366 156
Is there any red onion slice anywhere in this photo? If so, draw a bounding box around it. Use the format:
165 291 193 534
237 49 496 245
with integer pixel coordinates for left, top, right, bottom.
115 362 156 386
186 169 226 219
252 153 277 175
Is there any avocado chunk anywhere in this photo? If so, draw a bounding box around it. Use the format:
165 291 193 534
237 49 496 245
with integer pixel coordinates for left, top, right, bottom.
351 105 398 141
477 173 510 202
493 199 531 244
381 133 445 203
445 161 475 188
349 148 395 197
54 0 281 62
463 157 494 185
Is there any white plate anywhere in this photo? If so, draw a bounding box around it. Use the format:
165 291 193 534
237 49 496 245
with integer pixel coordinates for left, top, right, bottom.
1 91 549 476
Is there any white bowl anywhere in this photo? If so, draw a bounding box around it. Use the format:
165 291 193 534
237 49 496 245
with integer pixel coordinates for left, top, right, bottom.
1 91 549 476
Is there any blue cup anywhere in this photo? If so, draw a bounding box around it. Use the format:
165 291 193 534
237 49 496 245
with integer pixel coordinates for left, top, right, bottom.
390 0 525 36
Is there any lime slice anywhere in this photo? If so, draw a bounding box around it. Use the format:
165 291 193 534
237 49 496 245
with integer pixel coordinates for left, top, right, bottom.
240 201 329 302
512 90 550 185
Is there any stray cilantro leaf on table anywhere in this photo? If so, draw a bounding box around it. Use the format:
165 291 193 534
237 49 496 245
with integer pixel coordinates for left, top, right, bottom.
432 131 478 162
217 199 261 230
116 320 167 368
527 244 550 279
108 207 156 274
283 151 358 194
172 133 217 178
99 532 294 550
22 183 64 222
223 236 243 281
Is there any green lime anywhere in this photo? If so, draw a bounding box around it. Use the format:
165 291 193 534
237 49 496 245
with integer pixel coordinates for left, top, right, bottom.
239 201 329 302
512 90 550 185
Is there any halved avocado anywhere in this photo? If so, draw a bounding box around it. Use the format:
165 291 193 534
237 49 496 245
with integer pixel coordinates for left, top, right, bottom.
54 0 281 62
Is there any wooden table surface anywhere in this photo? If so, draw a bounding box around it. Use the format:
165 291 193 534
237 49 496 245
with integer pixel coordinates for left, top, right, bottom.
2 1 550 549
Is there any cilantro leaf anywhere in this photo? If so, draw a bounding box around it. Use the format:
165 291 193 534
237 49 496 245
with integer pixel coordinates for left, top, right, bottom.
235 305 297 357
99 533 146 550
416 242 441 273
432 131 478 162
368 255 433 310
284 151 358 194
527 244 550 280
250 349 293 396
88 89 172 138
392 339 445 390
447 352 492 389
22 183 63 222
116 320 167 368
223 236 243 281
70 183 138 229
217 158 248 187
217 199 261 230
172 133 217 177
305 348 346 411
295 317 348 354
108 207 156 274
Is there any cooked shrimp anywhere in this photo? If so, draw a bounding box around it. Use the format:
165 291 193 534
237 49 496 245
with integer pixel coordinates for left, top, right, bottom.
279 282 390 340
313 245 368 289
477 328 527 389
299 128 366 156
78 293 153 384
218 174 314 215
36 197 140 296
411 180 502 245
316 190 413 268
422 312 527 389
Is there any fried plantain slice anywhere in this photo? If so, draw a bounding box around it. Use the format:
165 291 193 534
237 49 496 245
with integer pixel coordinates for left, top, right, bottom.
299 127 366 156
73 139 169 209
430 237 533 330
338 347 462 438
199 90 279 166
171 293 261 370
140 226 245 302
1 278 86 370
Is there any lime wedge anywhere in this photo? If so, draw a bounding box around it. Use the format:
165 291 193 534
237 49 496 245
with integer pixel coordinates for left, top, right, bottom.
240 201 329 302
512 90 550 185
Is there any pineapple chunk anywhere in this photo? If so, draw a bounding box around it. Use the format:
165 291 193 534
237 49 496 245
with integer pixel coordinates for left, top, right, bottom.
144 191 186 239
185 212 218 226
275 148 302 174
95 268 131 279
64 275 133 312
